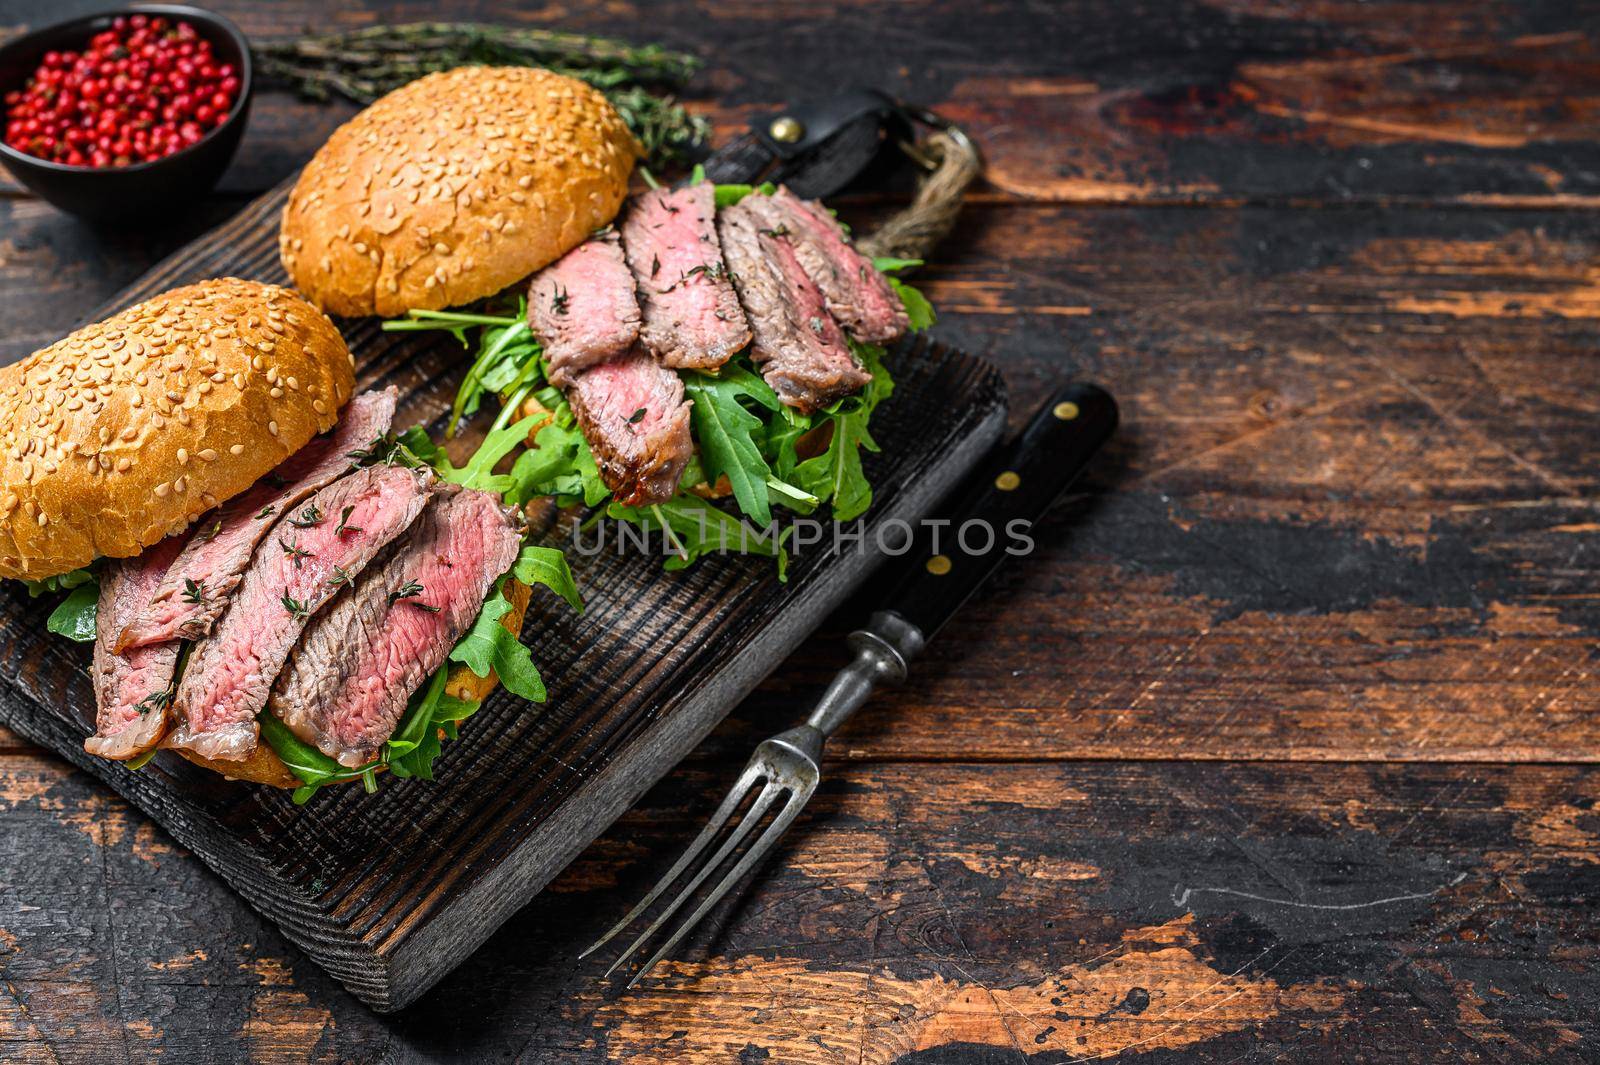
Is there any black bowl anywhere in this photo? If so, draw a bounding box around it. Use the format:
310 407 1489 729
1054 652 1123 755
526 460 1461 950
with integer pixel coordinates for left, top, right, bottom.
0 4 253 223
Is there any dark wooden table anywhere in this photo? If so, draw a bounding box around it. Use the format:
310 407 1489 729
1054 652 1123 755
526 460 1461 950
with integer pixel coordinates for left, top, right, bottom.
3 1 1598 1061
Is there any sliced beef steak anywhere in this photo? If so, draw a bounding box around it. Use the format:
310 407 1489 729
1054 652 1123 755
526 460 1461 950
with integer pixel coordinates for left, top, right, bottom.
527 229 641 386
271 484 522 767
164 465 433 762
743 187 908 344
620 183 749 370
567 351 693 506
718 201 871 413
86 534 189 760
115 388 398 652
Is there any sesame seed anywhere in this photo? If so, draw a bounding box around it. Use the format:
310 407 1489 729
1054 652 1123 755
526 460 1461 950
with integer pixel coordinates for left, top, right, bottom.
153 482 170 498
268 421 279 436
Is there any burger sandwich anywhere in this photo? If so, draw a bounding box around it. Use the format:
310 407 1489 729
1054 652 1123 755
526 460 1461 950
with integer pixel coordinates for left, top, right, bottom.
5 278 580 802
279 67 934 576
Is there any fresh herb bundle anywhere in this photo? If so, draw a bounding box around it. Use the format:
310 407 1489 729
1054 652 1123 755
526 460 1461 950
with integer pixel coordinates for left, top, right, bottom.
253 23 710 166
380 181 935 577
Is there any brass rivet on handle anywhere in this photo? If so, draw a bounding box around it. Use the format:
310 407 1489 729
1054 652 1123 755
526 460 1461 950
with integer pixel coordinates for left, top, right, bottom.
1053 401 1080 421
769 116 804 143
995 471 1021 491
926 554 953 576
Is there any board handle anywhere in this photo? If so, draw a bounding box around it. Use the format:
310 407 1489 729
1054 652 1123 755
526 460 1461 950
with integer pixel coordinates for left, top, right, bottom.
873 381 1117 648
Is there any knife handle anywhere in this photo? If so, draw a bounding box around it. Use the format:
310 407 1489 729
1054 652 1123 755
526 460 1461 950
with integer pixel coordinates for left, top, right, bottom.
875 381 1117 647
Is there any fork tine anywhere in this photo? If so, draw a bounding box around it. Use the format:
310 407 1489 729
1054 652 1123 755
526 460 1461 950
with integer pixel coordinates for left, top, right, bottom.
603 777 787 979
580 757 770 961
626 783 815 988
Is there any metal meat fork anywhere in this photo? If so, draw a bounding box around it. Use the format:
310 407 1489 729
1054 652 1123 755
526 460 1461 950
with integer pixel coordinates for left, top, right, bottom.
583 383 1118 986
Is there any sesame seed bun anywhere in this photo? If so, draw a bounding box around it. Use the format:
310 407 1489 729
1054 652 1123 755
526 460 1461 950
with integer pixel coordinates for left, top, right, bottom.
279 67 640 319
0 279 355 582
175 579 532 789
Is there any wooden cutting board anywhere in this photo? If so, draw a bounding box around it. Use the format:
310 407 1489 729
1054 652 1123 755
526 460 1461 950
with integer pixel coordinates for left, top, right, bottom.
0 180 1007 1011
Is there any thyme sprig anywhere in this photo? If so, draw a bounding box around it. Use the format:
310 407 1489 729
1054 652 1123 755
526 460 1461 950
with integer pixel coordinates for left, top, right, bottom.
252 23 709 165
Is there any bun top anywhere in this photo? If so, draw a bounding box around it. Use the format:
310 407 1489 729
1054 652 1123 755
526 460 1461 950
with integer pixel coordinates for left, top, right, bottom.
0 278 354 581
280 67 640 318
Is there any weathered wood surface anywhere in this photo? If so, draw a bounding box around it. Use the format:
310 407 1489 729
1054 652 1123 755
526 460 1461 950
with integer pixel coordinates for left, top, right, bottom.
2 0 1598 1061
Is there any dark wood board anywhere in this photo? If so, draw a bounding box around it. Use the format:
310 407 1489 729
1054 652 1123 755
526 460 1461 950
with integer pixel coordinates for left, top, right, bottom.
0 180 1008 1011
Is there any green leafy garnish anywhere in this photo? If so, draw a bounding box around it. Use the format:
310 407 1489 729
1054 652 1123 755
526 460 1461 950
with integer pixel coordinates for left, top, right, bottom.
871 256 924 275
24 567 93 598
258 713 380 805
442 414 543 494
386 668 482 782
889 277 936 331
871 257 936 330
607 495 791 580
688 164 778 207
510 543 585 614
381 300 543 436
447 544 583 701
683 364 785 526
448 582 545 702
792 343 895 522
46 580 99 642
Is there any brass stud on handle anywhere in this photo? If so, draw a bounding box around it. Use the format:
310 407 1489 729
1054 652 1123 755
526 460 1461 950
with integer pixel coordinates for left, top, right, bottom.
926 554 953 576
1053 401 1080 421
769 116 805 144
995 471 1021 491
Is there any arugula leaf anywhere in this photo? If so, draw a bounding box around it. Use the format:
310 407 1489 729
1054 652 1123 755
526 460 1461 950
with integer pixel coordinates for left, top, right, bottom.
571 431 609 505
258 713 379 805
763 406 813 481
794 408 880 521
448 581 546 702
382 303 543 436
683 369 781 526
24 567 94 598
872 256 924 275
889 277 936 331
382 667 449 759
607 495 791 580
792 343 895 522
125 748 159 771
712 181 775 208
442 414 541 494
381 306 523 345
386 673 481 782
47 581 99 642
394 425 452 471
511 544 584 613
504 411 608 508
765 478 819 513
